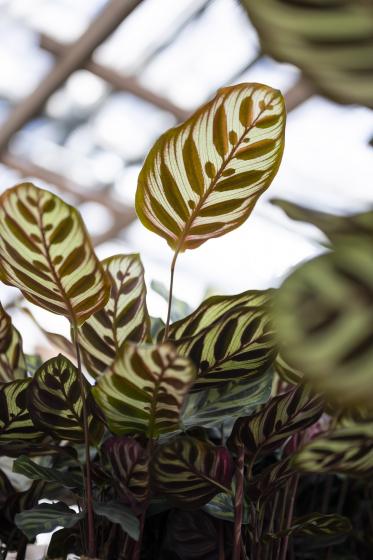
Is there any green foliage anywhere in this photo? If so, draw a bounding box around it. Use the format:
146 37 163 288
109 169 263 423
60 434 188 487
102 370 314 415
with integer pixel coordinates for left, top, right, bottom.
242 0 373 108
0 81 370 559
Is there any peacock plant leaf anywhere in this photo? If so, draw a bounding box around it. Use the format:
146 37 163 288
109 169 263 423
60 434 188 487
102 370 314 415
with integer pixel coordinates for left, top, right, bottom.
27 354 104 444
0 302 26 382
13 455 83 490
102 436 149 512
151 436 234 509
292 424 373 478
227 385 323 460
93 342 195 437
136 83 285 251
165 290 276 390
0 182 110 326
265 513 351 542
93 501 140 541
0 380 43 441
242 0 373 108
77 254 150 378
274 353 303 386
182 368 273 429
15 501 85 540
273 238 373 408
272 199 373 245
248 455 295 504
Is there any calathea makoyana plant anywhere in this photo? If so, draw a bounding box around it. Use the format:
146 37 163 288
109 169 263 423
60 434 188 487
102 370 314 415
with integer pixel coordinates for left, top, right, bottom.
0 82 371 560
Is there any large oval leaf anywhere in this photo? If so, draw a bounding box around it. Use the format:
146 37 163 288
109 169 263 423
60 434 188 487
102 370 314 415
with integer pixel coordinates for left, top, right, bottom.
151 436 234 509
274 238 373 408
227 385 323 460
0 302 26 382
136 83 285 251
27 354 103 443
242 0 373 108
293 424 373 478
77 254 150 378
0 380 43 441
166 290 276 390
0 182 110 325
93 342 195 437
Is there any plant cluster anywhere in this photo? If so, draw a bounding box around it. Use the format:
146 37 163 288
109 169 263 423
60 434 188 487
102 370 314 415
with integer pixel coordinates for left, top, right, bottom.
0 82 371 560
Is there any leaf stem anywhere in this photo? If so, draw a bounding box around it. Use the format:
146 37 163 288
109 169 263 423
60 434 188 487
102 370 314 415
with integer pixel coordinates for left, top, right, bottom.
233 445 245 560
73 326 96 558
163 250 179 342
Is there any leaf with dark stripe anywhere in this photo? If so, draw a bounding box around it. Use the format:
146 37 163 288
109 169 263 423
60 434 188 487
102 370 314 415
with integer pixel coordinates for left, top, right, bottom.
15 502 84 540
248 456 294 504
151 436 234 509
293 424 373 477
27 354 103 443
13 455 83 490
0 182 110 325
274 238 373 408
102 436 149 513
136 83 285 251
165 290 276 390
182 368 273 429
93 343 195 437
0 302 26 382
0 380 43 441
272 199 373 245
77 254 150 378
265 513 351 542
227 385 323 460
242 0 373 109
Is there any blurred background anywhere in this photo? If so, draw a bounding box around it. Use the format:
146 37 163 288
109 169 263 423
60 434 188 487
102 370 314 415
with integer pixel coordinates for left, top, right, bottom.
0 0 372 356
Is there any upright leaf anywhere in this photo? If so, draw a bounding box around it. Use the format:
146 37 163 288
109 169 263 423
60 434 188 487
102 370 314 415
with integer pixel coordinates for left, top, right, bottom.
228 385 323 460
293 425 373 478
27 354 103 443
102 436 149 512
136 83 285 251
0 182 110 325
166 290 276 390
274 239 373 408
182 368 273 429
0 302 26 382
0 380 42 441
151 436 233 509
93 343 195 437
78 254 150 378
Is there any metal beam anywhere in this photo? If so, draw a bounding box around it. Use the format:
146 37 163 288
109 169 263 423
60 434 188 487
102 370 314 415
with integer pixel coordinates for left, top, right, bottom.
39 33 189 121
0 0 143 154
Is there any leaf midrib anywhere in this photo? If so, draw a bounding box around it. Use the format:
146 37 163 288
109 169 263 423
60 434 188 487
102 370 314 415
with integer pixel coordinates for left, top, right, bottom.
175 95 276 252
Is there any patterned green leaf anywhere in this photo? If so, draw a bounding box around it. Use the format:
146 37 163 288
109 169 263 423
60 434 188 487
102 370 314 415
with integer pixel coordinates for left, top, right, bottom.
77 254 150 378
274 238 373 408
15 501 84 540
266 513 351 541
93 501 140 541
243 0 373 108
293 425 373 478
227 385 323 460
102 436 149 512
0 380 43 441
248 456 295 504
166 290 276 390
0 302 26 382
203 492 250 525
275 353 303 386
13 455 83 489
136 83 285 251
151 436 234 509
0 182 110 325
93 342 195 437
182 368 273 429
272 199 373 245
27 354 103 443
